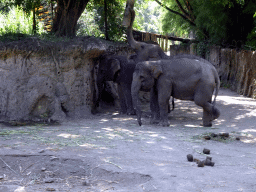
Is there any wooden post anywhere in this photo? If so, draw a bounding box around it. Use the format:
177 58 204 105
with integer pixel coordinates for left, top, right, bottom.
165 35 168 52
122 0 135 27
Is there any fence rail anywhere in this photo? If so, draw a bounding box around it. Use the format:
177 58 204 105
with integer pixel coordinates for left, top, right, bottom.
132 30 194 52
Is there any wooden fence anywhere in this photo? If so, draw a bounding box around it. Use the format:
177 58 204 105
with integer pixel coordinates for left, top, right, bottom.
133 30 192 52
169 44 256 98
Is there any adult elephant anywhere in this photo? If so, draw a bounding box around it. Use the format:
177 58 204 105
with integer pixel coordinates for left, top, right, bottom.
96 55 136 115
123 5 169 62
96 54 174 115
131 56 220 127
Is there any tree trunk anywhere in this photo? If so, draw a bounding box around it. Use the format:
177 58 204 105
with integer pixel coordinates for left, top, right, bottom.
104 0 109 40
51 0 89 37
32 8 37 34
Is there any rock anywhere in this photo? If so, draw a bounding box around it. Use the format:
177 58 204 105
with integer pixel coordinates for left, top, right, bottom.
0 175 3 180
46 188 56 191
41 167 46 171
203 148 210 154
197 161 204 167
211 133 218 137
44 179 54 183
236 137 240 140
187 154 193 162
50 156 59 161
204 158 212 166
38 149 45 153
204 136 211 140
219 132 229 137
193 158 200 164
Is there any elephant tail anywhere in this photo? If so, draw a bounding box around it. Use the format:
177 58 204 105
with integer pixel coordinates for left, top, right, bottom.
212 69 220 106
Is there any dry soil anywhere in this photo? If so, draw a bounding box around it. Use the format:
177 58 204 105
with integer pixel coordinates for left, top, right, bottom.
0 88 256 192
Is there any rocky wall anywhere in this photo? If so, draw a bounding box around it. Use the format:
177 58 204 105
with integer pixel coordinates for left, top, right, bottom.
0 37 133 122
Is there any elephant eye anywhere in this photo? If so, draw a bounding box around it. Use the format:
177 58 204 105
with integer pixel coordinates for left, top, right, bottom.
140 76 145 81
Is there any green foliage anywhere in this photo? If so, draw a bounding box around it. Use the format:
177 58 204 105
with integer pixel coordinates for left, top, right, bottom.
193 0 228 44
158 0 191 37
158 0 256 49
245 13 256 50
133 0 161 33
11 0 42 14
76 7 102 37
0 6 44 37
77 0 127 41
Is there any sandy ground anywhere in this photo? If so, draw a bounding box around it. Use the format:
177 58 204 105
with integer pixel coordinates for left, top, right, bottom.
0 88 256 192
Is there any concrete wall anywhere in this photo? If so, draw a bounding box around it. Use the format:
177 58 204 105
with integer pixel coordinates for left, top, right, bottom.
170 44 256 98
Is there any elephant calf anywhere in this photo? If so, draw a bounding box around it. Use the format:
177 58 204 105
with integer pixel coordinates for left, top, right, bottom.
96 55 137 115
131 57 220 127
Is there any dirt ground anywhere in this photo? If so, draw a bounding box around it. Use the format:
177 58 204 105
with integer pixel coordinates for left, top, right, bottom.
0 88 256 192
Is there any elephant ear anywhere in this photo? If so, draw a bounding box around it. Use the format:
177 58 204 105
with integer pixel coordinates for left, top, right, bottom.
109 58 121 78
150 63 163 79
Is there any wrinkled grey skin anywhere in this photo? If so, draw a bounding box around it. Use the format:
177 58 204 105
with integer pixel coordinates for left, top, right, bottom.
96 54 174 115
97 55 136 115
131 56 220 127
125 7 175 116
126 8 169 63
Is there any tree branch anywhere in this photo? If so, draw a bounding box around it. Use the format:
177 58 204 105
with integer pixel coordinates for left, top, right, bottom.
175 0 190 19
154 0 196 26
184 0 195 21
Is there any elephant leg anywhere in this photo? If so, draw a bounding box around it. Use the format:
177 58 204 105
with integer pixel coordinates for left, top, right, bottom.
194 88 217 127
167 97 174 113
212 106 220 120
158 88 171 127
121 82 136 115
159 96 170 127
117 85 127 114
202 109 213 127
150 86 160 124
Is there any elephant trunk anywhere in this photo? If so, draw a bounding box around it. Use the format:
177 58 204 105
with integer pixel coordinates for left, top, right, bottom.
126 7 141 52
131 74 142 126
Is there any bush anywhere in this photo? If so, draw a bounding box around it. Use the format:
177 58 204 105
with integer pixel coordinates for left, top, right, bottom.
0 6 44 36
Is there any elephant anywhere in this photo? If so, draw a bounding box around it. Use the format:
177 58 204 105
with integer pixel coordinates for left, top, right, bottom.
123 5 169 62
96 54 175 115
131 55 221 127
96 55 137 115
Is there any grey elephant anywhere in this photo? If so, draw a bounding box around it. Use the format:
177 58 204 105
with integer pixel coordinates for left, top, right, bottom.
96 54 175 115
123 5 169 62
131 56 220 127
123 5 176 113
96 55 136 115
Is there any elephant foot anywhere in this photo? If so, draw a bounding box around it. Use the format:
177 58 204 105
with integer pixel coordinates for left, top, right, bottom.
127 109 136 116
212 107 220 120
119 110 127 115
160 120 170 127
201 122 212 127
150 118 160 124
